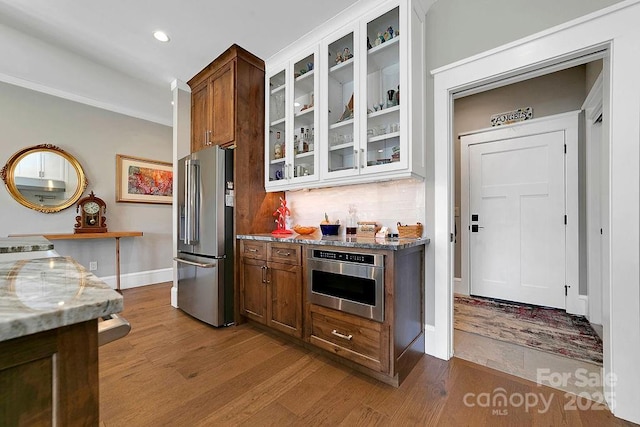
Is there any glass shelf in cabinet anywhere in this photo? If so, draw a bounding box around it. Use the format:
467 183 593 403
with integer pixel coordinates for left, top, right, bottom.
329 58 354 84
296 107 314 118
270 117 286 128
329 118 354 130
368 131 400 143
367 36 399 72
270 157 286 165
295 151 315 159
367 105 399 118
270 84 285 95
329 141 355 152
294 70 315 96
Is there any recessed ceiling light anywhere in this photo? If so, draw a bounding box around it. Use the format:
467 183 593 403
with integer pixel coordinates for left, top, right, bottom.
153 30 170 42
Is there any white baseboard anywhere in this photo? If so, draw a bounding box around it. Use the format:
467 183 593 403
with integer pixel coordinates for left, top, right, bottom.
97 267 173 290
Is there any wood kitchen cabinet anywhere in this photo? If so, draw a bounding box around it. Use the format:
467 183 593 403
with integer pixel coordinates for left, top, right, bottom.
239 241 302 338
188 45 284 324
189 45 282 236
0 320 99 426
190 61 235 151
304 243 425 386
238 237 426 387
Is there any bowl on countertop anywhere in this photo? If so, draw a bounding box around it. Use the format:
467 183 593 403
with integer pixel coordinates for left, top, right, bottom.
293 225 318 235
319 224 340 236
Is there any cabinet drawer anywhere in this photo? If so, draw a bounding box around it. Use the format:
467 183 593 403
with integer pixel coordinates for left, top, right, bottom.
241 241 267 259
268 243 301 265
309 305 388 373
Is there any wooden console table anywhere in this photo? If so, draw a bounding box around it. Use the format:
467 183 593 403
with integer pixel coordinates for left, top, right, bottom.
9 231 143 291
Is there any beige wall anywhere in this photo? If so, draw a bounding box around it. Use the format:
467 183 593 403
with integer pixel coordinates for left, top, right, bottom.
0 81 172 281
452 65 587 278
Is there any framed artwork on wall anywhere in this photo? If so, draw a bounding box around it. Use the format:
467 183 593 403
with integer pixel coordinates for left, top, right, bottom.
116 154 172 204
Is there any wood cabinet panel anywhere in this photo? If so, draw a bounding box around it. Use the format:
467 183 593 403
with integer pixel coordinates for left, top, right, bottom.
210 61 235 146
240 257 267 323
309 304 388 373
0 320 99 426
0 357 53 426
241 241 267 260
190 80 209 152
268 243 301 265
267 261 302 338
240 242 303 338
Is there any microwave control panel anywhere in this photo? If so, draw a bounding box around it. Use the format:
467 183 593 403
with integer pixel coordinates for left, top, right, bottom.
311 250 377 266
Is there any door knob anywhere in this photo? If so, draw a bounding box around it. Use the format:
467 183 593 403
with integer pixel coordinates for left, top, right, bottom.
471 224 485 232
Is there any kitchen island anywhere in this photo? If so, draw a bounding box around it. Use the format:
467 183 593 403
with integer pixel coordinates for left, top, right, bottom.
0 236 123 426
237 233 428 386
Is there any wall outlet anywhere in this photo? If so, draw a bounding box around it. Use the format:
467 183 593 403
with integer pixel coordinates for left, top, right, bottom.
89 261 97 271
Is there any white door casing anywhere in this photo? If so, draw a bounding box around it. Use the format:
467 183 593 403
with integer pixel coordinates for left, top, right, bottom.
582 71 604 325
460 112 581 312
465 128 566 308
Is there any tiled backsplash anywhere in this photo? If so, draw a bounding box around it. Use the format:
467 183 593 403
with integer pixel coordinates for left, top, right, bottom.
285 178 425 235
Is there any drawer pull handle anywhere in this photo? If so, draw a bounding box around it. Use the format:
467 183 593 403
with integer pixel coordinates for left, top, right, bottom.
331 329 353 341
247 248 258 252
275 250 291 256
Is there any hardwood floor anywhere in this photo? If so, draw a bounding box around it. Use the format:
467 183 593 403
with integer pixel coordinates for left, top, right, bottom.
99 283 632 426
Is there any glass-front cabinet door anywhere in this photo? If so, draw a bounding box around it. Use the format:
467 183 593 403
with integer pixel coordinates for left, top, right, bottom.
266 68 287 186
265 51 319 191
323 27 359 179
362 5 404 175
291 49 318 184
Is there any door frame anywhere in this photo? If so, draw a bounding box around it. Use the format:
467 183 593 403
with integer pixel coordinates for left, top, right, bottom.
582 72 605 325
459 112 582 313
430 2 640 421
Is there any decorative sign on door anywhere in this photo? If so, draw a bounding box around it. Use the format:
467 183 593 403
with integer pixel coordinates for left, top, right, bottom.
490 107 533 126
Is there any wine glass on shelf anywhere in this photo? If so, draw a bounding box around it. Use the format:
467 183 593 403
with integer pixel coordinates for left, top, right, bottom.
274 93 284 120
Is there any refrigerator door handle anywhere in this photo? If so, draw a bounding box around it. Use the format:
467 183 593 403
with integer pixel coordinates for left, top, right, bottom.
183 159 190 245
184 159 200 245
174 257 217 268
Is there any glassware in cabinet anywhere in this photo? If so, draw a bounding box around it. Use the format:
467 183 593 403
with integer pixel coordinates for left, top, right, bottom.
268 69 287 183
326 30 357 174
364 6 401 169
292 53 317 179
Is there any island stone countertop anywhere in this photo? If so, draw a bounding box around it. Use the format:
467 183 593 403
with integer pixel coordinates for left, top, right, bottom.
0 256 123 342
0 236 54 253
237 233 430 250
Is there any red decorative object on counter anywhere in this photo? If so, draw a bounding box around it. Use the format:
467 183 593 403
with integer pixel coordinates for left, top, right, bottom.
272 197 292 235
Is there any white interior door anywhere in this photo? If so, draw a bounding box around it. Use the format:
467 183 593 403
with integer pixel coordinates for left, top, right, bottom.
468 131 566 308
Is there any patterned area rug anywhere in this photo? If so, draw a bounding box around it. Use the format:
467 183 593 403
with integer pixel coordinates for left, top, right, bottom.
454 295 603 365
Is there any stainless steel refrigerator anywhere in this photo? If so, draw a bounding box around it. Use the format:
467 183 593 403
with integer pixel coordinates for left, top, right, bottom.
175 146 234 326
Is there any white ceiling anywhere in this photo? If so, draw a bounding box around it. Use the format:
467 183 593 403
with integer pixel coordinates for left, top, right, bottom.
0 0 364 125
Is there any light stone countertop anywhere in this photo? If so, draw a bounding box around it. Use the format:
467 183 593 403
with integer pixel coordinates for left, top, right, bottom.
0 256 123 342
237 233 429 251
0 236 54 253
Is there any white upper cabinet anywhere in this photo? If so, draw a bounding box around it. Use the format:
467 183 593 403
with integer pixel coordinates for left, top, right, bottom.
265 48 320 191
265 0 425 192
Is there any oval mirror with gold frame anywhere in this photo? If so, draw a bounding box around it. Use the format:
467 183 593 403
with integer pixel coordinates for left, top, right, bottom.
1 144 88 213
